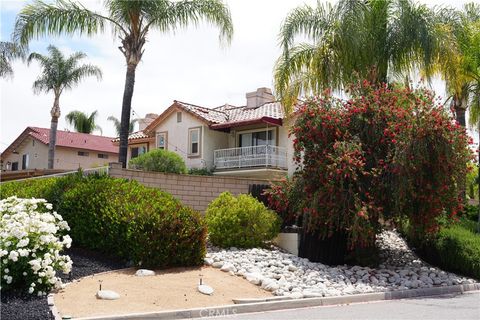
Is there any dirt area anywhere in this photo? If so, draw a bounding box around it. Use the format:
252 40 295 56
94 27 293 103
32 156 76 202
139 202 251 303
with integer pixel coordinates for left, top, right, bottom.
54 266 271 318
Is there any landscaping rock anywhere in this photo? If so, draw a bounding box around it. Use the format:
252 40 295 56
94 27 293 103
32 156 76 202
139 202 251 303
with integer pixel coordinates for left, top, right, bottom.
135 269 155 277
198 284 214 295
96 290 120 300
206 230 475 298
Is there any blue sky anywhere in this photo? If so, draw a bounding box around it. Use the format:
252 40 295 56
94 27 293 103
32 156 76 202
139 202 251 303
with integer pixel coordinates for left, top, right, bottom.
0 0 476 152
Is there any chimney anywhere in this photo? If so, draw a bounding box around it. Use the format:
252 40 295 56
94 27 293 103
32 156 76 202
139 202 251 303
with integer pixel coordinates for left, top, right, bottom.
246 87 274 108
138 113 158 131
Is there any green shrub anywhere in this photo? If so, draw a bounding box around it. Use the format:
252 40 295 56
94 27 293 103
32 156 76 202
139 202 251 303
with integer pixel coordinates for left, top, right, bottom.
434 224 480 279
188 167 213 176
59 177 206 268
129 149 187 174
0 178 58 200
205 192 281 248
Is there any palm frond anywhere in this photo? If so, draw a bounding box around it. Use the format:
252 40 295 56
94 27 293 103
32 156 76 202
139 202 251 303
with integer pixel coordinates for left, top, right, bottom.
13 0 110 45
66 110 102 134
0 41 27 78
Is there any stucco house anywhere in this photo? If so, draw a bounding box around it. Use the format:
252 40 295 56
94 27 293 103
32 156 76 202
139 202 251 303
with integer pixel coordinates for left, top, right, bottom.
117 88 296 179
0 127 118 172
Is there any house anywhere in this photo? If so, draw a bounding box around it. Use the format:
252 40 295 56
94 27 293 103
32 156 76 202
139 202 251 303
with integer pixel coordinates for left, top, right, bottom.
0 127 118 172
117 88 296 179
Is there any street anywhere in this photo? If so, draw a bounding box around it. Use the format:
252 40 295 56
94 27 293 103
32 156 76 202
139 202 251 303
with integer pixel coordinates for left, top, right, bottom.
209 292 480 320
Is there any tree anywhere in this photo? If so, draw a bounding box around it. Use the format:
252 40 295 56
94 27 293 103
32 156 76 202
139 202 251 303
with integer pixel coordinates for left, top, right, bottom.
66 110 102 134
108 115 136 136
14 0 233 168
274 0 440 111
27 45 102 169
434 3 480 127
0 41 26 78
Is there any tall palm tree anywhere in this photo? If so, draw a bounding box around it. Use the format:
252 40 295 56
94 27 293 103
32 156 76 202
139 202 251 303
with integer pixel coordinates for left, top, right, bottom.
108 115 137 136
434 3 480 127
14 0 233 168
66 110 103 134
0 41 27 78
28 45 102 169
274 0 439 111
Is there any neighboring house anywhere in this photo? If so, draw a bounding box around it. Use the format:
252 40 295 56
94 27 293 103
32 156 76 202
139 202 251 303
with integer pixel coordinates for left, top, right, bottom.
0 127 118 172
117 88 296 179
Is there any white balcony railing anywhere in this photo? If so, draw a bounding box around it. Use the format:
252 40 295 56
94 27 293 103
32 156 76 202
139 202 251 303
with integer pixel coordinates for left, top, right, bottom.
214 145 288 170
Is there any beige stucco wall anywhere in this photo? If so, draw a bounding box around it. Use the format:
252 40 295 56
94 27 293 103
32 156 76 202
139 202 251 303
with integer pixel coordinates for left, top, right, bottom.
1 136 49 170
1 137 117 171
152 110 228 170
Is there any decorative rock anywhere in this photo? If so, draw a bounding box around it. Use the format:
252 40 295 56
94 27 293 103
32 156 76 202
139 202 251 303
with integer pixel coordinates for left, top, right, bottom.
221 262 234 272
261 278 280 292
135 269 155 277
245 272 263 285
288 265 298 272
198 284 214 295
212 261 224 268
96 290 120 300
204 258 214 265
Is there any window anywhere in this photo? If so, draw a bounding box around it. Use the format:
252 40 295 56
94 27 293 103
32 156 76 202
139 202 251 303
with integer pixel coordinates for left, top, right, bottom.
22 154 29 170
32 140 35 146
239 129 275 147
177 112 182 123
11 162 18 171
131 146 147 159
188 127 201 156
156 132 168 150
98 153 109 159
78 151 89 157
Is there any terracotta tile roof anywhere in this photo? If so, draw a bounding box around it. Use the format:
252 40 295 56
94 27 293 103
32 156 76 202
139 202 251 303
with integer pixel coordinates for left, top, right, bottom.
111 131 153 143
28 127 118 153
174 101 284 126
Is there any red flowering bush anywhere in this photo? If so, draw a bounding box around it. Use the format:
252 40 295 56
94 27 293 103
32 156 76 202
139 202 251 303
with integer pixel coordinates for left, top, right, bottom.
267 81 472 249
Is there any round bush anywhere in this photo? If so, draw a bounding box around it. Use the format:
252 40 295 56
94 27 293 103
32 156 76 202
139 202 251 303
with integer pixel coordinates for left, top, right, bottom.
205 192 281 248
59 177 206 268
0 197 72 295
129 149 187 174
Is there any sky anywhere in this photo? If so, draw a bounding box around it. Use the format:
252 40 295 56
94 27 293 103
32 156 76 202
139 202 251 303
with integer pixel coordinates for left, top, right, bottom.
0 0 476 152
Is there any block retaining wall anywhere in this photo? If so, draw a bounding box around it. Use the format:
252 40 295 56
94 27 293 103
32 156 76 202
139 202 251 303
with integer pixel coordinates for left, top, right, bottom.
109 163 274 212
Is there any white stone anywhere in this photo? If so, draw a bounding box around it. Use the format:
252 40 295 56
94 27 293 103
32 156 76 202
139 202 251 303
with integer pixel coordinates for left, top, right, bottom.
204 258 214 265
221 262 234 272
261 278 280 292
198 284 214 295
212 261 224 268
245 272 263 285
96 290 120 300
135 269 155 277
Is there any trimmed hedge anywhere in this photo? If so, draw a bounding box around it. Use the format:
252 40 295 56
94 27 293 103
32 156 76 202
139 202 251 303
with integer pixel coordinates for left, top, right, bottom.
1 174 207 269
58 177 206 268
433 224 480 279
205 192 281 248
129 149 187 174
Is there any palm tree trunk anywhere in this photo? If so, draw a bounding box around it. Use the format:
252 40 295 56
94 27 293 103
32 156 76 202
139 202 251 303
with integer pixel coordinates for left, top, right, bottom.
48 95 61 169
118 64 136 168
455 107 466 127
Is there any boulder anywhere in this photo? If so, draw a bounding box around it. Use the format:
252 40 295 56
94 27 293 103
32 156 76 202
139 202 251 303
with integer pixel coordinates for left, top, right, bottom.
135 269 155 277
96 290 120 300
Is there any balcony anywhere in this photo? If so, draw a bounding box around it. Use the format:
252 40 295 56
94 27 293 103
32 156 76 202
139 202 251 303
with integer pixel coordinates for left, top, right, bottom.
214 145 288 171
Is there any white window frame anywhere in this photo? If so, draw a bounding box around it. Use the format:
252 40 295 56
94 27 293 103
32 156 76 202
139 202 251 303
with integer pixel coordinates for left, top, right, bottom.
188 127 201 157
156 132 168 150
236 127 277 147
177 112 182 123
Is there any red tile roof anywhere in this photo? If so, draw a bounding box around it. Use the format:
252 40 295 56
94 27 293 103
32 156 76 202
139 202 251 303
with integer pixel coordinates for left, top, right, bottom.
111 131 154 143
27 127 118 153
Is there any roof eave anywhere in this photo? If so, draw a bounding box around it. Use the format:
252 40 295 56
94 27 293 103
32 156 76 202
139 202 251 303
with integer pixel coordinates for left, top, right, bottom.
210 117 283 130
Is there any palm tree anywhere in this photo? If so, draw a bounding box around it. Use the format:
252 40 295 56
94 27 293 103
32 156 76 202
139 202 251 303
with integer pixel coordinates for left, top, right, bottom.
434 3 480 127
274 0 439 111
0 41 26 78
14 0 233 168
66 110 103 134
108 115 137 136
28 45 102 169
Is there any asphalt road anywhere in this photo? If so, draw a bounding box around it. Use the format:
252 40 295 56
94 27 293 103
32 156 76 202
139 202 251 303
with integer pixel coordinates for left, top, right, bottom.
207 292 480 320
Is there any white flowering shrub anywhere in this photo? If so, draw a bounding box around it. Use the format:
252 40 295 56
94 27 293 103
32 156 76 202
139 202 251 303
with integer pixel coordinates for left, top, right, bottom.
0 196 72 295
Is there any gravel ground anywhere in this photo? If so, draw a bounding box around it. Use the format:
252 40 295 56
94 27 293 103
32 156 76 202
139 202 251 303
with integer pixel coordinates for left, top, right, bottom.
206 230 477 297
0 248 127 320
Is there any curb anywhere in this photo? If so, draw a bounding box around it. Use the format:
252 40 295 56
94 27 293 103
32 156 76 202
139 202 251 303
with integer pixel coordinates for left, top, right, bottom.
60 283 480 320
